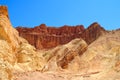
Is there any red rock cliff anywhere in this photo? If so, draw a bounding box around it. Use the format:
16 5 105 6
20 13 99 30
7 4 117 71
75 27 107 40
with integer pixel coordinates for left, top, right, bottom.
16 24 85 49
16 22 106 49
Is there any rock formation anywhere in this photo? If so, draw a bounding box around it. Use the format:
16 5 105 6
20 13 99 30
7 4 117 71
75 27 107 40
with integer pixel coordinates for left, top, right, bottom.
0 6 44 80
0 6 22 80
78 30 120 80
16 22 106 49
1 5 120 80
16 24 85 49
40 38 88 71
0 6 9 18
0 6 25 51
29 29 120 79
81 22 106 44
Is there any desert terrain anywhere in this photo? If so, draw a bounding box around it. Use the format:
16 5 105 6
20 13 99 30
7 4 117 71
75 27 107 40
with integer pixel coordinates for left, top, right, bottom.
0 6 120 80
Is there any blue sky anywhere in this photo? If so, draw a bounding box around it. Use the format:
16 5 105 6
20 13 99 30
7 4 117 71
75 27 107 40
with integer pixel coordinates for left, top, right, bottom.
0 0 120 30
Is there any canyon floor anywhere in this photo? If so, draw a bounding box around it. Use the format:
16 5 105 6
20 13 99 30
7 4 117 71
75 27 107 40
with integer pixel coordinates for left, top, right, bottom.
14 69 120 80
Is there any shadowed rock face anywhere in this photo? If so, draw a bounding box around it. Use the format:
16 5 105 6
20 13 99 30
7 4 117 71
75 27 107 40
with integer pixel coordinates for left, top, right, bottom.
16 23 106 49
81 22 106 44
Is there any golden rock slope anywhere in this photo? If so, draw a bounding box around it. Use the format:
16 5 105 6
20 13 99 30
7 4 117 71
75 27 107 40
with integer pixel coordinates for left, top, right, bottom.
15 30 120 80
40 38 87 72
0 6 45 80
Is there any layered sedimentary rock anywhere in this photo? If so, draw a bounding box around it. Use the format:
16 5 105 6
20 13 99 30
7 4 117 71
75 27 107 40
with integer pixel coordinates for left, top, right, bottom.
16 22 106 49
0 6 44 80
40 38 88 71
27 29 120 80
81 22 106 44
0 6 21 80
77 30 120 80
16 24 85 49
0 6 26 51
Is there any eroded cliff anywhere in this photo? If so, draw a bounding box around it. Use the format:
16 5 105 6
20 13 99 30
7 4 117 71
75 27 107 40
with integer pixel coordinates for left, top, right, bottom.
0 6 45 80
16 22 106 49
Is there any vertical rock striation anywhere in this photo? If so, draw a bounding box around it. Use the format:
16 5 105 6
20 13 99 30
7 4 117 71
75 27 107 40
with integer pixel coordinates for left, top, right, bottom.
81 22 106 44
17 24 85 49
16 22 106 49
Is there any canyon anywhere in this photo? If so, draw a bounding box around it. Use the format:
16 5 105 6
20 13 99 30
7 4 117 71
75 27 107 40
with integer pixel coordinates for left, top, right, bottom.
0 6 120 80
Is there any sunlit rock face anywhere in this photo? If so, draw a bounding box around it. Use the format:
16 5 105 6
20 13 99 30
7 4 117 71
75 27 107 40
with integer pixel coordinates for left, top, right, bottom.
0 6 28 52
15 30 120 80
40 38 88 72
0 6 44 80
16 22 106 50
16 24 85 49
0 6 18 80
0 5 120 80
77 30 120 80
0 6 9 18
16 43 45 72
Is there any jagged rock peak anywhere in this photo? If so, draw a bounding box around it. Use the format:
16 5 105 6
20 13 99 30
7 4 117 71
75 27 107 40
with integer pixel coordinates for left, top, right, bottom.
0 6 9 18
0 6 26 51
87 22 105 31
35 24 47 29
81 22 106 44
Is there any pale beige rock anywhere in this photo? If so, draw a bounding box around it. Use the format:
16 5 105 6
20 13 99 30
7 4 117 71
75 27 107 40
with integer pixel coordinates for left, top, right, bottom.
0 6 45 80
15 30 120 80
0 6 28 80
0 40 14 80
41 38 88 72
16 43 45 72
0 8 26 51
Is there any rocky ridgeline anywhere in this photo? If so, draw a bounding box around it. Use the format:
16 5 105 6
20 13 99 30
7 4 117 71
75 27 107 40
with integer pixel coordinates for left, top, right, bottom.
16 24 85 49
16 22 106 49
